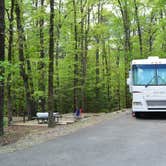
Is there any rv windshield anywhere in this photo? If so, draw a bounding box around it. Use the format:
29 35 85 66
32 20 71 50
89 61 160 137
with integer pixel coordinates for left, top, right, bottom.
132 64 166 86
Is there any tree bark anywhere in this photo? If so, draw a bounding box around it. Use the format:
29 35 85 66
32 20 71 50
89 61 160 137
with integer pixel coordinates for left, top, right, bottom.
7 0 15 125
0 0 5 136
116 48 121 110
38 0 46 112
148 13 157 54
82 7 90 112
160 10 166 52
118 0 131 108
103 42 111 110
95 1 101 111
73 0 79 111
15 0 32 120
54 0 62 112
48 0 55 127
80 0 85 112
134 0 143 56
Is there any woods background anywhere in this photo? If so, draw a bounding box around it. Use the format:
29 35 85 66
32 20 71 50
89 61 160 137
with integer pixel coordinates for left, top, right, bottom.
0 0 165 127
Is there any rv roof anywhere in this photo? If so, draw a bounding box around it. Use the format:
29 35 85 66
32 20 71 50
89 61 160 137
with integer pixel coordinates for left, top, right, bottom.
132 57 166 65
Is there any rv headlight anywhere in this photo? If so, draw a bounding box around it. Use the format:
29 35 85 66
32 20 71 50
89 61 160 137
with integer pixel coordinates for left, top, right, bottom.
133 102 142 106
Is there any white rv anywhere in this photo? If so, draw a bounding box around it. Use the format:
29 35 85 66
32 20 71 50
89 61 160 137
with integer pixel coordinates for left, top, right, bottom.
127 56 166 117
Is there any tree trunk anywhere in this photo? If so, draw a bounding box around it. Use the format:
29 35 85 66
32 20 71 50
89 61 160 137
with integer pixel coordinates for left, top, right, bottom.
7 0 15 125
148 13 154 54
38 0 46 112
118 0 131 108
160 10 166 52
134 0 143 56
116 48 121 110
0 0 5 136
48 0 55 127
55 0 62 112
73 0 79 111
148 13 157 55
25 49 36 117
103 42 111 110
83 7 90 112
160 9 166 52
15 0 32 120
95 1 101 111
80 0 86 112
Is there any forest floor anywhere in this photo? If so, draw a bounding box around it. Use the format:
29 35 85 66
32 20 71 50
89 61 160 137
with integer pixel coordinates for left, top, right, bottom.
0 110 128 153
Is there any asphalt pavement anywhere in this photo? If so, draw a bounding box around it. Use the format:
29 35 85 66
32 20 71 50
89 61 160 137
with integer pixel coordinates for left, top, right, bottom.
1 111 166 166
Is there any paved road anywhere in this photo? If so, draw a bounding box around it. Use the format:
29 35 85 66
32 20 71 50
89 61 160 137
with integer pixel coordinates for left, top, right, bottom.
1 112 166 166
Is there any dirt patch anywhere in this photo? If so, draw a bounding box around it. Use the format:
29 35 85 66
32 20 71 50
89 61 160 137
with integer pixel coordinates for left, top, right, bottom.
0 126 47 146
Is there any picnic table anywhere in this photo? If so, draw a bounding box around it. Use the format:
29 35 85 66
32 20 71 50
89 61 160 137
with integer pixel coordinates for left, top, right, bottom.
36 112 62 124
